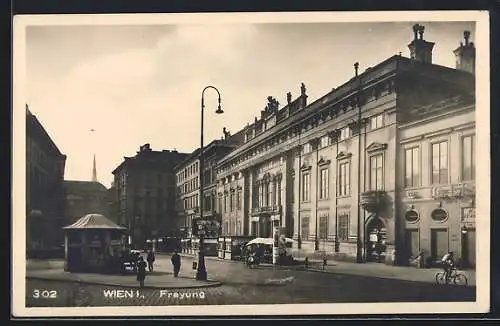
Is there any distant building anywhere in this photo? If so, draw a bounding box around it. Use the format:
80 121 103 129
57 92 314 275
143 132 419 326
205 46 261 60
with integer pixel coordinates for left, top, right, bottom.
26 106 67 251
174 131 244 254
111 144 188 248
107 181 119 224
215 25 476 266
62 180 110 225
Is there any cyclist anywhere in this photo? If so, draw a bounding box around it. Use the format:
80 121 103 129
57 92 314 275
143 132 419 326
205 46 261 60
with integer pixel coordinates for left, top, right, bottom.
441 251 455 282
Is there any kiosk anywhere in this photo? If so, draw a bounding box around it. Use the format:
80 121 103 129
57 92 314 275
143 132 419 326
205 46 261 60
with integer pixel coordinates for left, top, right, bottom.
217 236 254 261
62 213 127 273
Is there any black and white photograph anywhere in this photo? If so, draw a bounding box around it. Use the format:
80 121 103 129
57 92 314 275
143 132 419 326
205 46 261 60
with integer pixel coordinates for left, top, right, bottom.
12 11 490 317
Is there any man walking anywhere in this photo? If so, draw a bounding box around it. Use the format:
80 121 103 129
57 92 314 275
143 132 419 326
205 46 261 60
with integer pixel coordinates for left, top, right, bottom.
136 256 147 288
171 250 181 277
147 249 155 272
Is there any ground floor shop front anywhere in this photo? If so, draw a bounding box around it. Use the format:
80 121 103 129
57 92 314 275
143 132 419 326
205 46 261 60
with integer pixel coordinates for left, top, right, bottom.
402 199 476 269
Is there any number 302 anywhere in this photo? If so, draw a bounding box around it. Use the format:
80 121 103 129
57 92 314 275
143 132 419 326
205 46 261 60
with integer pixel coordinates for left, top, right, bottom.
32 289 57 299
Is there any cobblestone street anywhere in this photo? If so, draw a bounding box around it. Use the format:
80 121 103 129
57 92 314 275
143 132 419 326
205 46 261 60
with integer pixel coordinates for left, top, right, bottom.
26 255 475 307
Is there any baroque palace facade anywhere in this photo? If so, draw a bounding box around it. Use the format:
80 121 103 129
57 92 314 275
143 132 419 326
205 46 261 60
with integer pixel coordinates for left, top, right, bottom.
214 25 476 266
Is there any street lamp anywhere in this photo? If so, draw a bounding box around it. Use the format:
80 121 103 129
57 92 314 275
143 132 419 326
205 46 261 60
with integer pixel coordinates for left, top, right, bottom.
196 85 223 281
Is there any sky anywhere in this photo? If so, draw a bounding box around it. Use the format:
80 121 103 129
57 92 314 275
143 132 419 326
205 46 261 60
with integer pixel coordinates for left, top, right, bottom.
24 18 476 188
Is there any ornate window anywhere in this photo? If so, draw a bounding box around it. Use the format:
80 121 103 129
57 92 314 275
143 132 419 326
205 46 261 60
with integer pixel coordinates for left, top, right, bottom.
301 173 311 202
319 168 329 199
369 154 384 191
338 162 350 196
236 189 242 211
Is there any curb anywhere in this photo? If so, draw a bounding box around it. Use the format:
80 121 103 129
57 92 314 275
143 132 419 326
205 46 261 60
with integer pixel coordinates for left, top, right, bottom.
26 276 223 290
166 253 243 264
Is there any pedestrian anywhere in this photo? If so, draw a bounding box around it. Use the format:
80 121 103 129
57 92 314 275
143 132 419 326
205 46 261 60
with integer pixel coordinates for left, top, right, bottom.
147 249 155 272
171 250 181 277
136 256 147 288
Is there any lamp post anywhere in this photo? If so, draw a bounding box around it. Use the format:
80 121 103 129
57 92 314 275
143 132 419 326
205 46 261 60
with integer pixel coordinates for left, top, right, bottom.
196 85 223 281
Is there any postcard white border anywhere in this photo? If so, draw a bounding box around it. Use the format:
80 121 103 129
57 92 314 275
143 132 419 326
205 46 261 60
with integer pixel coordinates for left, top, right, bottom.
12 10 490 317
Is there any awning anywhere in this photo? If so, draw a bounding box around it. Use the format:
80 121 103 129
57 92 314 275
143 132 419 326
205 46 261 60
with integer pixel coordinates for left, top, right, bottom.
245 237 294 246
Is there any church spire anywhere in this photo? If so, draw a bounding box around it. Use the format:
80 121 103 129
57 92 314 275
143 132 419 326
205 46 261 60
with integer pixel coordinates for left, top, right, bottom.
92 154 97 182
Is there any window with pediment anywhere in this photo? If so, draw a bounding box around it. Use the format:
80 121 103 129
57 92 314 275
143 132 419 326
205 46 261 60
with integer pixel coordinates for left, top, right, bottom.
369 154 384 191
337 161 350 196
301 173 311 202
319 168 329 199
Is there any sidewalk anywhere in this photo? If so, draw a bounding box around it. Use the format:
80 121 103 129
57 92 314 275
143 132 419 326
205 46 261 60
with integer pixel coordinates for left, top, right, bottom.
167 253 476 286
287 259 476 286
26 268 222 289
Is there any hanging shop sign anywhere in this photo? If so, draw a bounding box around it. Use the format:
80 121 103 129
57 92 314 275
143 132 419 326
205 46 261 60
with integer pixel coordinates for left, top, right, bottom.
405 210 419 223
431 208 448 222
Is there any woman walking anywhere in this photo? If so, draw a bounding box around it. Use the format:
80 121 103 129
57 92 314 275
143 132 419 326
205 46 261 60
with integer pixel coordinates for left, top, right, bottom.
136 256 147 288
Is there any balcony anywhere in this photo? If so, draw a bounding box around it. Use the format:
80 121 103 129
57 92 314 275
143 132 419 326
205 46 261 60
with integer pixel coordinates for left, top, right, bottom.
251 205 282 216
360 190 387 213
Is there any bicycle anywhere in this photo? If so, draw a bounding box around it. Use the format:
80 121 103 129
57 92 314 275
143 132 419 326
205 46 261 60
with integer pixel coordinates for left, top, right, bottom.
435 267 468 285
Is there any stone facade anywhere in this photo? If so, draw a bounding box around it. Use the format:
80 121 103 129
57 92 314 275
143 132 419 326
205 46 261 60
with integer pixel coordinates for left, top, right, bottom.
111 144 188 248
215 26 476 265
26 106 67 251
398 95 476 267
175 136 243 248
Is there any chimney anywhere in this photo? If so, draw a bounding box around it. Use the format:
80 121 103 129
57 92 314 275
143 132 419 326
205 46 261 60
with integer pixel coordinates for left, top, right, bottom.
453 30 475 74
407 24 435 64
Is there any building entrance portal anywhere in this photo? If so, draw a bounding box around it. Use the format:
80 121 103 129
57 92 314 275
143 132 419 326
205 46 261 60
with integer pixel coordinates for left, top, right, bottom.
365 216 387 263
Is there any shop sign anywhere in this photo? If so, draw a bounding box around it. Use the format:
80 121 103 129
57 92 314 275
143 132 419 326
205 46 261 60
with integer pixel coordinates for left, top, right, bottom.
461 207 475 223
431 208 448 222
405 210 419 223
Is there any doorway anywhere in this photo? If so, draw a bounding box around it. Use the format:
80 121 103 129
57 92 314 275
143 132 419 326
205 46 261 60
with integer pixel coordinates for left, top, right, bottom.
461 228 476 268
430 228 448 262
404 229 420 262
365 217 386 263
